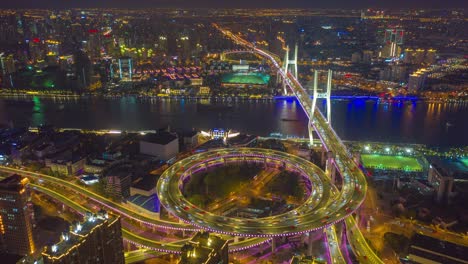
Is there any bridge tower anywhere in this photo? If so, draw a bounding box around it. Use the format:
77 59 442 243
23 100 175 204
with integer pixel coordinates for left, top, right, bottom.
281 44 298 94
308 69 332 146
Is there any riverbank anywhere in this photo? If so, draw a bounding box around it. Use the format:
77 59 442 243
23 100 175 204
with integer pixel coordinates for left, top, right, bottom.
1 91 466 103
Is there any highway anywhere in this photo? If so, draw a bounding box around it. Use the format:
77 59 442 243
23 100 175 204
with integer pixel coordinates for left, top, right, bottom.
0 165 196 231
346 217 383 264
213 24 383 263
0 24 384 262
158 148 360 237
324 225 346 264
0 167 271 254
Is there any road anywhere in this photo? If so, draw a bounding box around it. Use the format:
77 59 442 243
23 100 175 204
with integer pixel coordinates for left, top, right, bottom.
0 167 271 255
213 24 383 263
158 148 360 237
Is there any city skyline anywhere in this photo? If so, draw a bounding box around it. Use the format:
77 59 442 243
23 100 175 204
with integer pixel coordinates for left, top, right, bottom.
0 5 466 264
0 0 466 9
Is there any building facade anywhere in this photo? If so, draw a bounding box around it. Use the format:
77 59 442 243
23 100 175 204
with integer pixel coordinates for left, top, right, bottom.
42 211 124 264
0 175 35 256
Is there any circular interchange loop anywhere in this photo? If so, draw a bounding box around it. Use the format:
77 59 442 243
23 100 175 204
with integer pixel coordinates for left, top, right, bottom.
157 148 362 237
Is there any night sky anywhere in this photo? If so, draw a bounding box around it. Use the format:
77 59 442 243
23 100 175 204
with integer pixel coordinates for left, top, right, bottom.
0 0 465 9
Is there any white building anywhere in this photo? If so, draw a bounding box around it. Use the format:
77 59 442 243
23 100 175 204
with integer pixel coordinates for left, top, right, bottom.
139 132 179 161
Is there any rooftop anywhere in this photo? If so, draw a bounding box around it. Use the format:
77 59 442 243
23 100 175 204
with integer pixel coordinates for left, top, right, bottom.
428 156 468 180
140 132 177 145
180 232 228 264
132 175 159 191
183 130 198 137
43 211 118 259
105 163 134 178
127 194 160 212
0 174 29 192
410 234 468 262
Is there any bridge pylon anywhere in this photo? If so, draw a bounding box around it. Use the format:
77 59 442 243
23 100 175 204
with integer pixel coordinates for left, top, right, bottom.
309 69 332 146
282 44 298 95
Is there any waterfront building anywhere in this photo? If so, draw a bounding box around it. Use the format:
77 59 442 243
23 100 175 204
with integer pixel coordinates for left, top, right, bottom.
139 132 179 161
404 49 437 65
0 175 35 256
408 68 428 92
0 53 16 87
118 57 133 81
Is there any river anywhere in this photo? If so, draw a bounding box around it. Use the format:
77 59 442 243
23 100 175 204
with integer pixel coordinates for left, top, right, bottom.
0 96 466 148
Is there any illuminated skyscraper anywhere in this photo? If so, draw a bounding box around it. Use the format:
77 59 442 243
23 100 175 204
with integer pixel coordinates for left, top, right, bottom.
118 57 133 81
0 53 16 87
384 29 404 45
0 174 35 256
42 211 124 264
381 29 404 58
408 68 428 92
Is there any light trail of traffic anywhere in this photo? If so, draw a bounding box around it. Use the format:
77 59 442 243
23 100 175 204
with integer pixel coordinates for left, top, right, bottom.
0 165 196 231
214 23 384 263
158 148 361 237
24 176 271 254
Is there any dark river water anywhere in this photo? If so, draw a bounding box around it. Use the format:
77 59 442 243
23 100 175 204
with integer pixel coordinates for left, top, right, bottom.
0 96 466 148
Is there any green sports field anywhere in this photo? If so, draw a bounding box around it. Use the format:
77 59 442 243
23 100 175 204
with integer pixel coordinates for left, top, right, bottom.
461 158 468 169
221 72 270 85
361 154 423 171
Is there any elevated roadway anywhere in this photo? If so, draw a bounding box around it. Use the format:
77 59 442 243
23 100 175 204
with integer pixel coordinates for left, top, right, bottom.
0 167 270 254
158 148 362 237
214 24 384 263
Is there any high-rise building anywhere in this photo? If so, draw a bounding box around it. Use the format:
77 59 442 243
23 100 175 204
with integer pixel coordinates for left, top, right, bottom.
380 64 407 82
87 32 101 59
414 49 425 64
381 29 404 58
42 210 124 264
0 53 16 87
104 164 133 199
425 49 436 65
118 57 132 81
384 29 404 45
156 35 168 54
362 50 373 64
28 38 45 62
351 52 361 63
408 68 428 93
404 49 436 65
0 175 35 256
